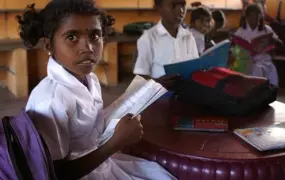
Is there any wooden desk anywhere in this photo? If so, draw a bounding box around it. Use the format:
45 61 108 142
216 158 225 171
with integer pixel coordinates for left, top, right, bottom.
124 98 285 180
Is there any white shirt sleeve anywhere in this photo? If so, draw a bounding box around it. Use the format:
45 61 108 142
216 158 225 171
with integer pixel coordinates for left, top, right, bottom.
26 99 71 160
189 35 199 58
265 25 279 40
133 34 153 76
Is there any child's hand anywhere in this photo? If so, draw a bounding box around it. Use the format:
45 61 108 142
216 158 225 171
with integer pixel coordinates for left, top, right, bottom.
110 114 143 149
155 74 181 90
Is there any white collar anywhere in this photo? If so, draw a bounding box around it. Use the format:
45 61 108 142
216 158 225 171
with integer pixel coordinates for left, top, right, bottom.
156 20 190 38
47 56 101 110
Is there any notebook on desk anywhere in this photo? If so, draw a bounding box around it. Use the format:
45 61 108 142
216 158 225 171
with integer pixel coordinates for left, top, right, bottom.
171 116 229 132
234 123 285 151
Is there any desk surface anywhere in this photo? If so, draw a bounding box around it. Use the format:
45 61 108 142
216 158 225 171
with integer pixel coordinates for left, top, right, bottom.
140 99 285 160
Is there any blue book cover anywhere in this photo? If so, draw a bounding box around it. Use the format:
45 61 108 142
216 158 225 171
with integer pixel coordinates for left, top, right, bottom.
164 39 231 79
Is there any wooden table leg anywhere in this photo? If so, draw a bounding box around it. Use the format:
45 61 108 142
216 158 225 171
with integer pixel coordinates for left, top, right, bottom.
5 48 28 98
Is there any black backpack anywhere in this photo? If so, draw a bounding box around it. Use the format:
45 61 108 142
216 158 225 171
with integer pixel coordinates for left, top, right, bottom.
175 67 278 116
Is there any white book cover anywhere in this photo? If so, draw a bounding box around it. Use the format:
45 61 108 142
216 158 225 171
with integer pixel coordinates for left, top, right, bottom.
234 122 285 151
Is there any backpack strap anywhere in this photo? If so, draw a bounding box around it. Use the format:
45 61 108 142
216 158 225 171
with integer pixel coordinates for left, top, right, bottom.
2 116 34 180
39 135 58 180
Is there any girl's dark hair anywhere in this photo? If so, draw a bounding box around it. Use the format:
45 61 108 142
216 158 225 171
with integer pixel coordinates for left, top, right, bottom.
212 10 226 29
190 6 212 24
16 0 115 48
240 3 264 31
154 0 164 6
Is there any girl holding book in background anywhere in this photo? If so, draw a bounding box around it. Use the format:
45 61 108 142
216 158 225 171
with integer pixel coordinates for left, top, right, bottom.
189 5 212 54
233 4 283 86
19 0 176 179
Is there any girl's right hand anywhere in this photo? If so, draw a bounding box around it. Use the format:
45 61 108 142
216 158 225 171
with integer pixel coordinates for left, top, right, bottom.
110 114 143 149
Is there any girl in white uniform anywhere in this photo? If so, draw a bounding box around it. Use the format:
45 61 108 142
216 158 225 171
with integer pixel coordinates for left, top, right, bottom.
18 0 176 179
234 4 283 86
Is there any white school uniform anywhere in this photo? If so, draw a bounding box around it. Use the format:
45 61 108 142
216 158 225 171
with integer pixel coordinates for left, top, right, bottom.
189 28 205 55
25 57 176 180
234 24 279 86
133 20 199 78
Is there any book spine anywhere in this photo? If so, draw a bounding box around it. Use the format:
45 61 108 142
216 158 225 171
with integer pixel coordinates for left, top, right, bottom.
194 119 228 130
172 116 228 131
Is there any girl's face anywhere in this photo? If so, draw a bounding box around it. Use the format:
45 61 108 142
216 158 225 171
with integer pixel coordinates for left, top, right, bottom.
246 11 261 30
195 17 211 34
51 14 103 80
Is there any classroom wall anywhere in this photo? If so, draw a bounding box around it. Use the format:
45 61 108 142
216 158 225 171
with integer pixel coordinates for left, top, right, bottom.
0 0 284 93
0 0 284 39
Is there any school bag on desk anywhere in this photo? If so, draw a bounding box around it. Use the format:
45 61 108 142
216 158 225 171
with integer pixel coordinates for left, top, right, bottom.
175 67 278 116
123 22 155 35
0 110 57 180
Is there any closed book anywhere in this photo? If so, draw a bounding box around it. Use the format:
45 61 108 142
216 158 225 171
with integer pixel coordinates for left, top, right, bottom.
171 116 228 132
234 123 285 151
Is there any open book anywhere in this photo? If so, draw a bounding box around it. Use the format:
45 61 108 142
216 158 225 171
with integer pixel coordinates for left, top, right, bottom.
98 76 167 145
234 122 285 151
232 33 275 56
164 39 231 79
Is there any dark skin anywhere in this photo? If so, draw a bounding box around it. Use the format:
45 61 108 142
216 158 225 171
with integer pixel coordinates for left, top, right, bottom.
157 0 187 37
246 12 284 53
192 16 212 35
45 14 143 179
139 0 187 90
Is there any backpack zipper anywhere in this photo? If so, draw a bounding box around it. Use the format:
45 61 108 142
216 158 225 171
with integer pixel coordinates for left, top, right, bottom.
3 117 25 180
39 135 58 180
3 117 34 180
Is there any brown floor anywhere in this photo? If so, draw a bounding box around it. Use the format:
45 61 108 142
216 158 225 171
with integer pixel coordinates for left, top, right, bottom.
0 76 285 118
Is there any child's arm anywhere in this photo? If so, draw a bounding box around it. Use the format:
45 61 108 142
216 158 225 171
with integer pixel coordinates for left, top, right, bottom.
54 114 142 179
133 35 181 90
30 98 142 179
133 36 152 78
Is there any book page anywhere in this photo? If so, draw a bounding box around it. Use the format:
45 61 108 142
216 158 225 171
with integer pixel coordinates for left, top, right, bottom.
103 75 147 121
201 39 230 57
104 76 166 124
99 78 166 146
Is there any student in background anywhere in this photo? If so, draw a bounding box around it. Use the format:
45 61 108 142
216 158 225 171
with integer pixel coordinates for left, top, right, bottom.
189 6 212 54
19 0 176 179
212 10 226 31
205 10 227 49
234 4 282 86
133 0 199 90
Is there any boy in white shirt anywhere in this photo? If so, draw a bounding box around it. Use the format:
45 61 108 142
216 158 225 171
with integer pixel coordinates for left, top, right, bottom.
133 0 199 90
189 6 212 54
